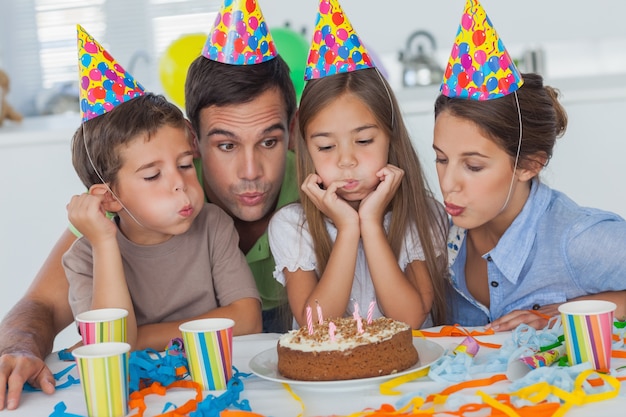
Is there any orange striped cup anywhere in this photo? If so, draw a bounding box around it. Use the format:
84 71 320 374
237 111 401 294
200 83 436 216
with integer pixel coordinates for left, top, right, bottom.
73 342 130 417
179 318 234 390
76 308 128 345
558 300 616 372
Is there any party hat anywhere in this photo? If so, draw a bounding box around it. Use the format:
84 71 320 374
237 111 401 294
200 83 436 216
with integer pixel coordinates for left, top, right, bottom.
441 0 523 100
202 0 277 65
77 25 145 122
304 0 374 80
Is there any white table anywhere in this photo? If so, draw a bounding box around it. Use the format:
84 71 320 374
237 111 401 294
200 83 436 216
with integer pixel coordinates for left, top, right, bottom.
13 330 626 416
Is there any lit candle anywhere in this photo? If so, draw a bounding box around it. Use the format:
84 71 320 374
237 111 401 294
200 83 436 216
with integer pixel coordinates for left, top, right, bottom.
315 299 324 324
367 300 376 325
328 321 336 342
306 305 314 335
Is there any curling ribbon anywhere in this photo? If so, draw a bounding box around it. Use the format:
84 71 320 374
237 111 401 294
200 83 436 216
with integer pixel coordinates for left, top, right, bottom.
413 325 501 349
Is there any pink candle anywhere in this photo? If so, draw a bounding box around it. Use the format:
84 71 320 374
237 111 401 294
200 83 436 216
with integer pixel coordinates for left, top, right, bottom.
328 321 336 342
316 300 324 324
353 302 364 334
306 305 313 335
367 300 376 324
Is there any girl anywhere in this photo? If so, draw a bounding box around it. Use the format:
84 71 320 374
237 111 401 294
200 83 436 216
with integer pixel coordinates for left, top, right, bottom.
268 68 448 329
434 73 626 330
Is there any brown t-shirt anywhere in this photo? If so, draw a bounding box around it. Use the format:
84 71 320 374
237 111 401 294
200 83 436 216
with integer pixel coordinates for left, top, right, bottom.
63 203 260 325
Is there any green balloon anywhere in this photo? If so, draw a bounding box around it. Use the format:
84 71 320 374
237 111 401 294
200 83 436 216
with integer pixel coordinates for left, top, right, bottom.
271 27 309 102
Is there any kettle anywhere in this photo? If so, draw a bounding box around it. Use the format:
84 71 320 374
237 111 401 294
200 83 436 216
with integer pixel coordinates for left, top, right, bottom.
399 30 444 87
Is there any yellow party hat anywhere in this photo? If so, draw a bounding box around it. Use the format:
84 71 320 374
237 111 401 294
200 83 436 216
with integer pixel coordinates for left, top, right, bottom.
202 0 278 65
441 0 523 100
304 0 374 80
77 25 145 122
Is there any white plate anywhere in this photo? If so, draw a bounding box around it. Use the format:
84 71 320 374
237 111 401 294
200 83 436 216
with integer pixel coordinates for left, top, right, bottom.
248 338 444 389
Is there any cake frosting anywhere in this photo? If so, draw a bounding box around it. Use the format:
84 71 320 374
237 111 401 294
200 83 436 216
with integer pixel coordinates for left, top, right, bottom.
277 316 418 381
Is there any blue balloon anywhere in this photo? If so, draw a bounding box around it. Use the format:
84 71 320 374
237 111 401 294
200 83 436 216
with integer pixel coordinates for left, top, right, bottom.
321 24 331 37
259 22 268 37
248 35 258 50
233 10 243 23
458 42 470 56
472 71 484 86
447 75 458 89
486 76 498 91
352 50 362 63
97 62 108 73
338 46 349 59
259 40 268 54
452 63 463 75
80 54 92 67
487 56 500 73
349 34 360 48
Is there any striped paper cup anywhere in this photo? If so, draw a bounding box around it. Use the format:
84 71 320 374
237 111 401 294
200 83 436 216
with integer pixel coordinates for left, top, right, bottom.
76 308 128 345
179 318 234 390
558 300 616 372
73 342 130 417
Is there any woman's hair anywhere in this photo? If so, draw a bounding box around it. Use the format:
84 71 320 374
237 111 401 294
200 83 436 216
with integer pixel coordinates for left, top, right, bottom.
434 73 568 170
296 68 448 325
71 93 189 189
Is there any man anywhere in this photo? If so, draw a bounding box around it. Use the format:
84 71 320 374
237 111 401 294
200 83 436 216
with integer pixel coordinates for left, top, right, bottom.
0 45 298 414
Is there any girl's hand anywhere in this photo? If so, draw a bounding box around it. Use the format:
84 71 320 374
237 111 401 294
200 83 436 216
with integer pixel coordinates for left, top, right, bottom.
66 192 117 245
358 164 404 224
301 173 359 230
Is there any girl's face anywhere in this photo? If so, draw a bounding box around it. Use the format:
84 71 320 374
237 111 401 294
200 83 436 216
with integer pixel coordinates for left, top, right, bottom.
433 111 523 230
113 125 205 244
305 93 390 204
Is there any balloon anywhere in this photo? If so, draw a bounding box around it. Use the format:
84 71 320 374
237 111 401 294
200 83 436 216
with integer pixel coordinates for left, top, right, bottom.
159 33 207 108
271 27 309 102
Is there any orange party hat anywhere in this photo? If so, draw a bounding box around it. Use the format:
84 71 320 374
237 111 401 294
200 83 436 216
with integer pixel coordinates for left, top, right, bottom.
77 25 145 122
304 0 374 80
202 0 277 65
441 0 523 100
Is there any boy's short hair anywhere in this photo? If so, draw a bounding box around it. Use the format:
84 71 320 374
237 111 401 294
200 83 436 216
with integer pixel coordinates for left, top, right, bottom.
184 55 297 138
71 93 188 189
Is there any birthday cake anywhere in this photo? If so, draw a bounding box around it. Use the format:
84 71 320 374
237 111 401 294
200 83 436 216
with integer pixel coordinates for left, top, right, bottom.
277 317 418 381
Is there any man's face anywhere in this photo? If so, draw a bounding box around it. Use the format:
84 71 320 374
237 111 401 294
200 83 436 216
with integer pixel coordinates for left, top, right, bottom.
196 88 290 222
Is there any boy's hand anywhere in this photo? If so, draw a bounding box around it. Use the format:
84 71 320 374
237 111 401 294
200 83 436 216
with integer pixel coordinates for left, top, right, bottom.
67 193 117 244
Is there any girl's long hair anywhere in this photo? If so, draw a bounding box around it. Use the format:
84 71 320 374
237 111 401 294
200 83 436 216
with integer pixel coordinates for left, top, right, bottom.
296 68 448 325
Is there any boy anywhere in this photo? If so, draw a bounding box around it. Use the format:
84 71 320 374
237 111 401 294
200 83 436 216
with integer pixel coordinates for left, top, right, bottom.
63 93 261 350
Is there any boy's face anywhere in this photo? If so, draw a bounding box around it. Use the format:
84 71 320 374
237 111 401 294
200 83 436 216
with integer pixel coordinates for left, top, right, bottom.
113 125 204 244
195 88 290 223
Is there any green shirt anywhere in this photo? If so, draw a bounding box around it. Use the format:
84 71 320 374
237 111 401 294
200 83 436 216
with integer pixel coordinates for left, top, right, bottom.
195 151 299 311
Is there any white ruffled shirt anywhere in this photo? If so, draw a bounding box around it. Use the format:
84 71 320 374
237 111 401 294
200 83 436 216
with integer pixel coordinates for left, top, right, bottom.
268 203 429 322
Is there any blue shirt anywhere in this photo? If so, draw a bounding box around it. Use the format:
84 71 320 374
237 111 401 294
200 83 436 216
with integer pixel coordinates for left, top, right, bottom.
447 180 626 326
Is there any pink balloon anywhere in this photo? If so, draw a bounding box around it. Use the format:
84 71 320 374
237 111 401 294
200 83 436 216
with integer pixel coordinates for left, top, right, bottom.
499 54 511 71
84 42 98 54
314 30 322 44
337 28 348 41
474 50 487 65
451 43 459 60
248 16 258 30
320 0 331 14
461 13 473 30
89 69 102 81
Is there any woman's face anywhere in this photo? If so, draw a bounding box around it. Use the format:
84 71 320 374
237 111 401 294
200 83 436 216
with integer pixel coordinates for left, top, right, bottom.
432 111 521 230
